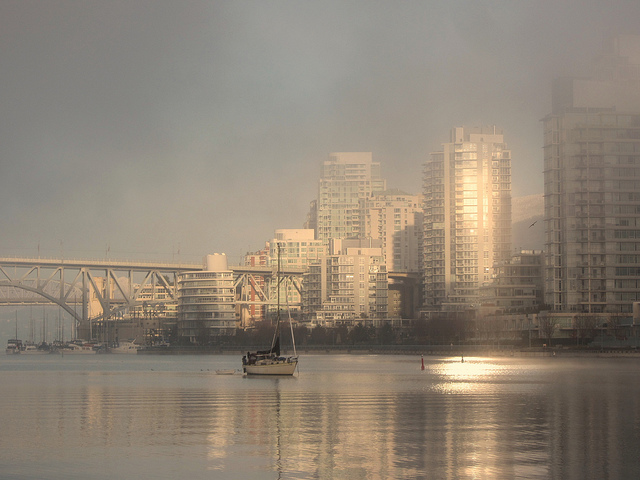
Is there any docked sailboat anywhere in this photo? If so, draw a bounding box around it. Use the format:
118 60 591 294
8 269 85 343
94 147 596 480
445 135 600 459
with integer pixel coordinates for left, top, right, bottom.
242 244 298 376
6 313 22 354
6 339 22 355
59 341 98 354
22 343 49 355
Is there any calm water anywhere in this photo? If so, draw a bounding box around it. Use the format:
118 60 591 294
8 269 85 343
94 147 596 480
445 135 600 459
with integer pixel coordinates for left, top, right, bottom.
1 354 639 480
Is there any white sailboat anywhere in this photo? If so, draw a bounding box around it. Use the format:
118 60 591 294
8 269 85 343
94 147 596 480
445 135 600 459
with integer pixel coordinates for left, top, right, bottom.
242 244 298 376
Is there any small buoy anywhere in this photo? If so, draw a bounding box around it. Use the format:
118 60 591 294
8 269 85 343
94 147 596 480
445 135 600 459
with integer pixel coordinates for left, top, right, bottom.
421 355 425 371
461 354 464 363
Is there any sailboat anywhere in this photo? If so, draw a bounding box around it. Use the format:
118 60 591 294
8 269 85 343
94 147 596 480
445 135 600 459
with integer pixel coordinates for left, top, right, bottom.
6 312 21 354
242 243 298 376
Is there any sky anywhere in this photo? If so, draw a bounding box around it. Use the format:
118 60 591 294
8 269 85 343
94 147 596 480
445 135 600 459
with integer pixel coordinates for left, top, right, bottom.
1 0 639 265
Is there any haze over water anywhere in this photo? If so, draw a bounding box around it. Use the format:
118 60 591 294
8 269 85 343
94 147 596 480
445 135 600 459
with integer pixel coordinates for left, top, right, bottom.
1 354 639 479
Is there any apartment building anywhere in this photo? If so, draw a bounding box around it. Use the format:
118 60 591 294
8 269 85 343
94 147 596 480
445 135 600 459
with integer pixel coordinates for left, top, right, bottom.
360 189 423 273
316 152 386 243
177 254 236 342
480 250 544 314
423 126 512 311
543 35 640 313
304 238 388 327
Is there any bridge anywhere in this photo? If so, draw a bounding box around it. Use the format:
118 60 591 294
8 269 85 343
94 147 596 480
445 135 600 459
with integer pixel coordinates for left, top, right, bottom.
0 257 305 337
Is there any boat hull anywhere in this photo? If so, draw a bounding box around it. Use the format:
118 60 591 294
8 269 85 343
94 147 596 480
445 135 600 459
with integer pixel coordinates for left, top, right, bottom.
244 359 298 376
59 347 97 354
110 343 141 354
22 349 49 355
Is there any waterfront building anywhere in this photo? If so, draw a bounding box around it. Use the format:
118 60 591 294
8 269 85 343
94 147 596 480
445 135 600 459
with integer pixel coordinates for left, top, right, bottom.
304 238 388 328
316 152 387 244
267 229 326 320
271 229 326 269
423 126 512 312
129 283 177 344
242 230 326 326
359 189 423 319
543 35 640 314
77 276 177 344
177 254 236 342
479 250 544 314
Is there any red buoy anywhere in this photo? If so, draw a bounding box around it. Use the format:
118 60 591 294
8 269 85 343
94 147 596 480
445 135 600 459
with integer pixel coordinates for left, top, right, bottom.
421 355 425 370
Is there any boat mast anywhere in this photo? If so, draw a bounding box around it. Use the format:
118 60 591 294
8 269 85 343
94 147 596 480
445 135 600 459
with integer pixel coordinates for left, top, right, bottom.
287 281 298 357
270 242 282 352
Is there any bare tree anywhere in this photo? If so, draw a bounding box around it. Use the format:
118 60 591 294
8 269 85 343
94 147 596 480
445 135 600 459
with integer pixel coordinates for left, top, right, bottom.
575 315 599 345
538 315 557 346
607 315 623 341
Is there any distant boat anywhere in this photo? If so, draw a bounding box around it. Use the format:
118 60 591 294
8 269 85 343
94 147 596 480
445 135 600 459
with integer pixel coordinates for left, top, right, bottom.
6 339 22 355
6 312 21 354
110 340 141 354
215 369 237 375
242 243 298 376
59 342 97 354
22 343 49 355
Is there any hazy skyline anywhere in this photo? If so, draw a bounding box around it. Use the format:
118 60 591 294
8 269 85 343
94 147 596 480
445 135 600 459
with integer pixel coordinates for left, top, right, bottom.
2 1 639 264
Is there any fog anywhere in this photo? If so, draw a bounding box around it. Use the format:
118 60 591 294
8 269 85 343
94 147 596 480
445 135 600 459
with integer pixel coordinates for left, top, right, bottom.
1 1 638 264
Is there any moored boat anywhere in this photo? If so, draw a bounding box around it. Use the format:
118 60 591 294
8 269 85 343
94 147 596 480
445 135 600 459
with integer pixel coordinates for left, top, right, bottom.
59 342 98 354
242 243 298 376
6 339 22 355
22 343 49 355
6 313 21 354
243 351 298 375
110 340 141 354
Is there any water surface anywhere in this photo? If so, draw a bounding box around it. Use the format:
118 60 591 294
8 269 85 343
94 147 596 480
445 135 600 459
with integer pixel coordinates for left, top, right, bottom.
1 354 639 479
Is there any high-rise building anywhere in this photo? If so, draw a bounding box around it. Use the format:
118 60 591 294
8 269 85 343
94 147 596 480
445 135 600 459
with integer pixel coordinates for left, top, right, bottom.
316 152 386 244
543 35 640 314
423 126 512 311
360 189 423 273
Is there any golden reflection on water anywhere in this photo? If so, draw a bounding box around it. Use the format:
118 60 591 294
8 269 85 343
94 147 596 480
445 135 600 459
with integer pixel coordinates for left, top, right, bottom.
430 357 512 394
